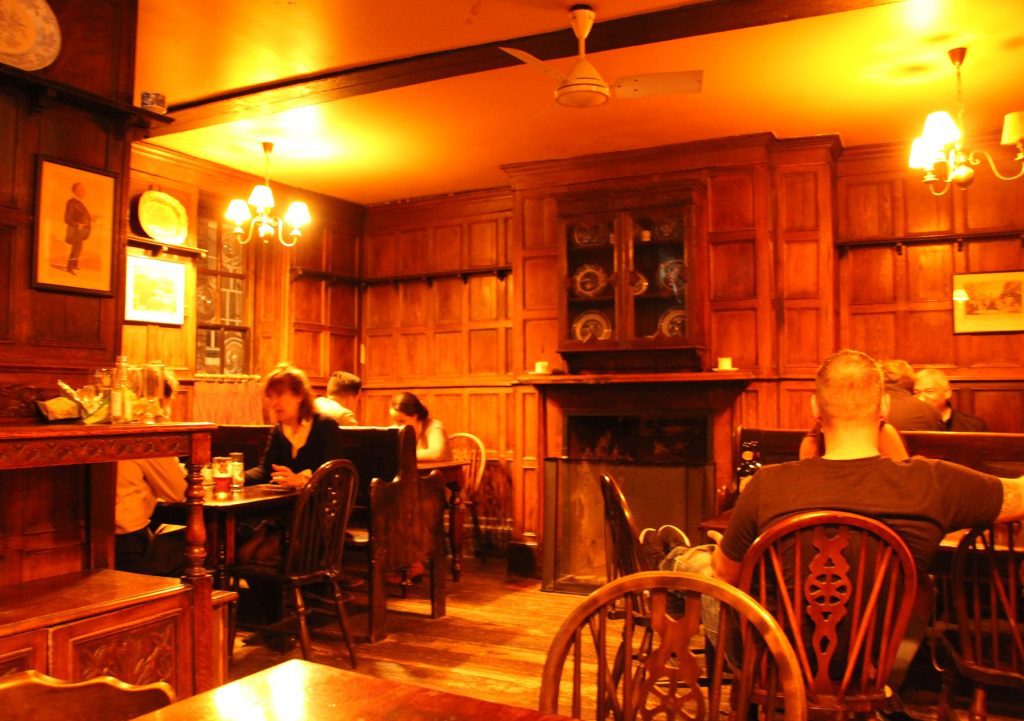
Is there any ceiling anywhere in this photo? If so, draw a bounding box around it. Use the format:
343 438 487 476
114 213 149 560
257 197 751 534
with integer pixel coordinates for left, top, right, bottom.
135 0 1024 206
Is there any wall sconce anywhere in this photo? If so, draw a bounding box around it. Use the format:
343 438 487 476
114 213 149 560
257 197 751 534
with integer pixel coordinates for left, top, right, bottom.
225 142 311 247
908 48 1024 196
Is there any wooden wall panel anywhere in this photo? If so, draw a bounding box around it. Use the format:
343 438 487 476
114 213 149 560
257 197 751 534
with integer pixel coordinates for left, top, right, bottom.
435 278 463 324
432 225 462 273
522 255 559 311
469 329 500 375
364 333 394 380
782 241 819 298
972 389 1024 433
434 331 464 377
364 285 394 329
710 309 758 368
0 229 11 341
468 218 501 267
963 166 1024 231
292 330 321 375
469 276 499 321
0 96 17 208
329 284 358 328
778 171 818 232
956 334 1024 369
709 240 755 300
964 237 1024 272
399 281 430 327
904 310 954 366
708 172 754 231
779 383 815 429
903 180 952 235
364 232 396 278
292 277 323 323
781 309 821 367
399 333 429 375
849 246 897 304
847 311 897 360
522 318 560 371
905 244 952 301
842 180 895 239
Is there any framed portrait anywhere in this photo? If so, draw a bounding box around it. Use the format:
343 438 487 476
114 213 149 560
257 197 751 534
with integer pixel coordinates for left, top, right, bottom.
952 271 1024 334
125 254 187 326
32 157 117 295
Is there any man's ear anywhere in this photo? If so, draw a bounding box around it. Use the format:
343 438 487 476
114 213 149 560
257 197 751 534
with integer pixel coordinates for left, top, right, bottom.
810 394 821 421
880 393 891 421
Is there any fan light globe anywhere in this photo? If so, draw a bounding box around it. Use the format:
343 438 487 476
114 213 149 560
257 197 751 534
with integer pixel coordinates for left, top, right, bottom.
556 83 610 107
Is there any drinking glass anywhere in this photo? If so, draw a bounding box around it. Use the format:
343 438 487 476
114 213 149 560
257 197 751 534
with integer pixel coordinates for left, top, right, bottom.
212 456 231 499
229 452 245 492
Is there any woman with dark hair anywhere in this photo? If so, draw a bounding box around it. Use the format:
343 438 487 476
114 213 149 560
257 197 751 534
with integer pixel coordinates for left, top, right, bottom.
245 363 343 487
389 391 450 461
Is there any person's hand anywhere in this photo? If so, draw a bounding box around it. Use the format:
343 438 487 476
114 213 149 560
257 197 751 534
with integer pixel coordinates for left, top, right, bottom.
707 530 723 545
270 464 306 487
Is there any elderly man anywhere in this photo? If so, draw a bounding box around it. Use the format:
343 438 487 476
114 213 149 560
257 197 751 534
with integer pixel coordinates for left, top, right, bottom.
711 349 1024 697
914 367 988 432
880 359 943 431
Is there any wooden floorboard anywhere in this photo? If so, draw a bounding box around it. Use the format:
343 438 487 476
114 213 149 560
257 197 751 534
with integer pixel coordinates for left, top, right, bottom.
227 558 1020 720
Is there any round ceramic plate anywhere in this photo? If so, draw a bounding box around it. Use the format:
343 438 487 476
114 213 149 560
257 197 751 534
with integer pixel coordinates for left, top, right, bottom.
572 264 609 297
657 259 686 293
654 217 680 240
138 190 188 245
658 308 687 337
572 222 609 247
630 271 649 295
572 310 612 342
0 0 61 71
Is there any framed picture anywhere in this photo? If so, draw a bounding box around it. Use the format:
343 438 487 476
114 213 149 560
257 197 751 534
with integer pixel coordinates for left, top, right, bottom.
32 157 117 295
125 254 187 326
952 271 1024 334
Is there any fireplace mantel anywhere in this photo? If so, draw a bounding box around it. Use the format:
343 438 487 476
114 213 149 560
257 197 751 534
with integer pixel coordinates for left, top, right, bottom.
516 371 753 386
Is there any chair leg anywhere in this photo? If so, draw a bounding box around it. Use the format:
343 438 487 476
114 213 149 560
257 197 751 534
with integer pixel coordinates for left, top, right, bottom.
968 687 987 721
330 579 358 668
469 502 485 563
938 667 961 721
293 585 311 659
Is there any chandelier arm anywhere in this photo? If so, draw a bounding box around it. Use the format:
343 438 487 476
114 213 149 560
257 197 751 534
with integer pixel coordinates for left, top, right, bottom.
927 182 952 198
966 149 1024 181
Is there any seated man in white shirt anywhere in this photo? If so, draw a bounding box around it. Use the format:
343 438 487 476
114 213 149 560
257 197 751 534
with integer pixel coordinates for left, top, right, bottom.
313 370 361 426
114 370 188 576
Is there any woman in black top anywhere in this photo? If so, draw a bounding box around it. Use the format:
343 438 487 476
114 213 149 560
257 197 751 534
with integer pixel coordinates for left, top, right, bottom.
245 363 343 487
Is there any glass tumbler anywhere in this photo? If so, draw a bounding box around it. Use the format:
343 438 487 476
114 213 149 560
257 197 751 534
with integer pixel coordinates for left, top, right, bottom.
229 452 245 492
212 456 231 499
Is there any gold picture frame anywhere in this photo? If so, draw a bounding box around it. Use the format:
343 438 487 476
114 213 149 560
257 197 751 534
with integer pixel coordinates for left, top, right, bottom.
32 157 117 295
124 254 187 326
952 271 1024 334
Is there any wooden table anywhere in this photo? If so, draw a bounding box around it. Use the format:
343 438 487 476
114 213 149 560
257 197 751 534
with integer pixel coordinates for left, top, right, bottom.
134 659 571 721
158 484 298 589
419 459 469 581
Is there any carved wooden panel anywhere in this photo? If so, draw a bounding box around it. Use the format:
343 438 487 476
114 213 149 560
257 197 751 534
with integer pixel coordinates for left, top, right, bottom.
708 172 754 231
902 179 952 235
0 434 192 470
842 180 895 239
905 244 952 302
848 246 897 304
0 630 45 676
469 218 502 267
782 240 820 299
435 278 463 324
400 281 430 327
522 255 558 311
847 311 897 360
431 224 462 273
709 239 755 300
779 172 819 232
710 309 758 368
0 383 50 420
50 593 191 694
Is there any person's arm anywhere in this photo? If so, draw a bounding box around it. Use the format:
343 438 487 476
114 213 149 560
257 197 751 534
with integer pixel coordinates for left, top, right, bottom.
711 546 742 585
244 427 280 484
877 422 909 461
416 420 449 461
996 475 1024 522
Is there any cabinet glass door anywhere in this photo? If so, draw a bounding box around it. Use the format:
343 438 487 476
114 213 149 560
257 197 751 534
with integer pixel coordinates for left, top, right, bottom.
566 217 617 343
626 208 688 342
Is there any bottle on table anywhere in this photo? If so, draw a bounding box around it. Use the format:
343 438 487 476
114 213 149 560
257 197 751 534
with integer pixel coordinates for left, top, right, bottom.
110 355 133 424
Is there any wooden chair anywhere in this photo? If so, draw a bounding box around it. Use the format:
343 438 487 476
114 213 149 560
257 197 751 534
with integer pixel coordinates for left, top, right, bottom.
228 458 359 665
539 571 807 721
449 432 487 559
737 511 917 720
938 521 1024 721
0 669 174 721
599 473 652 581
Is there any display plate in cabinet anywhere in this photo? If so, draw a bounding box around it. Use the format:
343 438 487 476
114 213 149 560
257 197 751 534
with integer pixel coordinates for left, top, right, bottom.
657 308 687 338
572 264 609 298
630 271 649 295
138 191 189 245
656 259 686 293
572 223 611 247
571 310 612 341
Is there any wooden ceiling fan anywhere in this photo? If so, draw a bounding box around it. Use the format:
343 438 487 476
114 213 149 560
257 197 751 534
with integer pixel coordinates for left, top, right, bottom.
499 4 702 108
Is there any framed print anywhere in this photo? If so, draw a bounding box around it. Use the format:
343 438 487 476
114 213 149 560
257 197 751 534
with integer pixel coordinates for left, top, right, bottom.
125 254 186 326
33 157 117 295
953 271 1024 334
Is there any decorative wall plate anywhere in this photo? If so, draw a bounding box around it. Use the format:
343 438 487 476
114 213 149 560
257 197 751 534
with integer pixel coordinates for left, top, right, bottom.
657 259 686 293
654 217 680 240
658 308 687 338
572 264 609 297
138 190 188 245
572 222 609 247
630 271 648 295
0 0 61 71
572 310 612 341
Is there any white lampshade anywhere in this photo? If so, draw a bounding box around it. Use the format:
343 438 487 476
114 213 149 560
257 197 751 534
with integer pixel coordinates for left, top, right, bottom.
284 201 311 227
225 199 252 225
247 184 275 211
922 111 961 147
908 136 938 169
1001 111 1024 146
952 288 970 302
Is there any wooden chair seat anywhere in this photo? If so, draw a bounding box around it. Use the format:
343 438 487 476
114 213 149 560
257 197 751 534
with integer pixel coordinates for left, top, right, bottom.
0 669 174 721
539 571 807 721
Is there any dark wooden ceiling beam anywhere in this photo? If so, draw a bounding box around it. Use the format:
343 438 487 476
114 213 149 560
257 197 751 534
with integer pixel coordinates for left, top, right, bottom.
152 0 901 137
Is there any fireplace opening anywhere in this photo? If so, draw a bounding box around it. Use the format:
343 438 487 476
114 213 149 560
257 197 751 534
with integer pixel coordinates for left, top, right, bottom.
542 414 714 593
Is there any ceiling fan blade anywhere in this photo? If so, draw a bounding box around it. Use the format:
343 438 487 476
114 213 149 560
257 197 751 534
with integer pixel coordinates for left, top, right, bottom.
499 46 568 82
613 71 703 98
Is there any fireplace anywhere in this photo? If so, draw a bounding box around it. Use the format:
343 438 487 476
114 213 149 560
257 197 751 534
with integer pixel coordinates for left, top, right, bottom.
526 373 748 592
